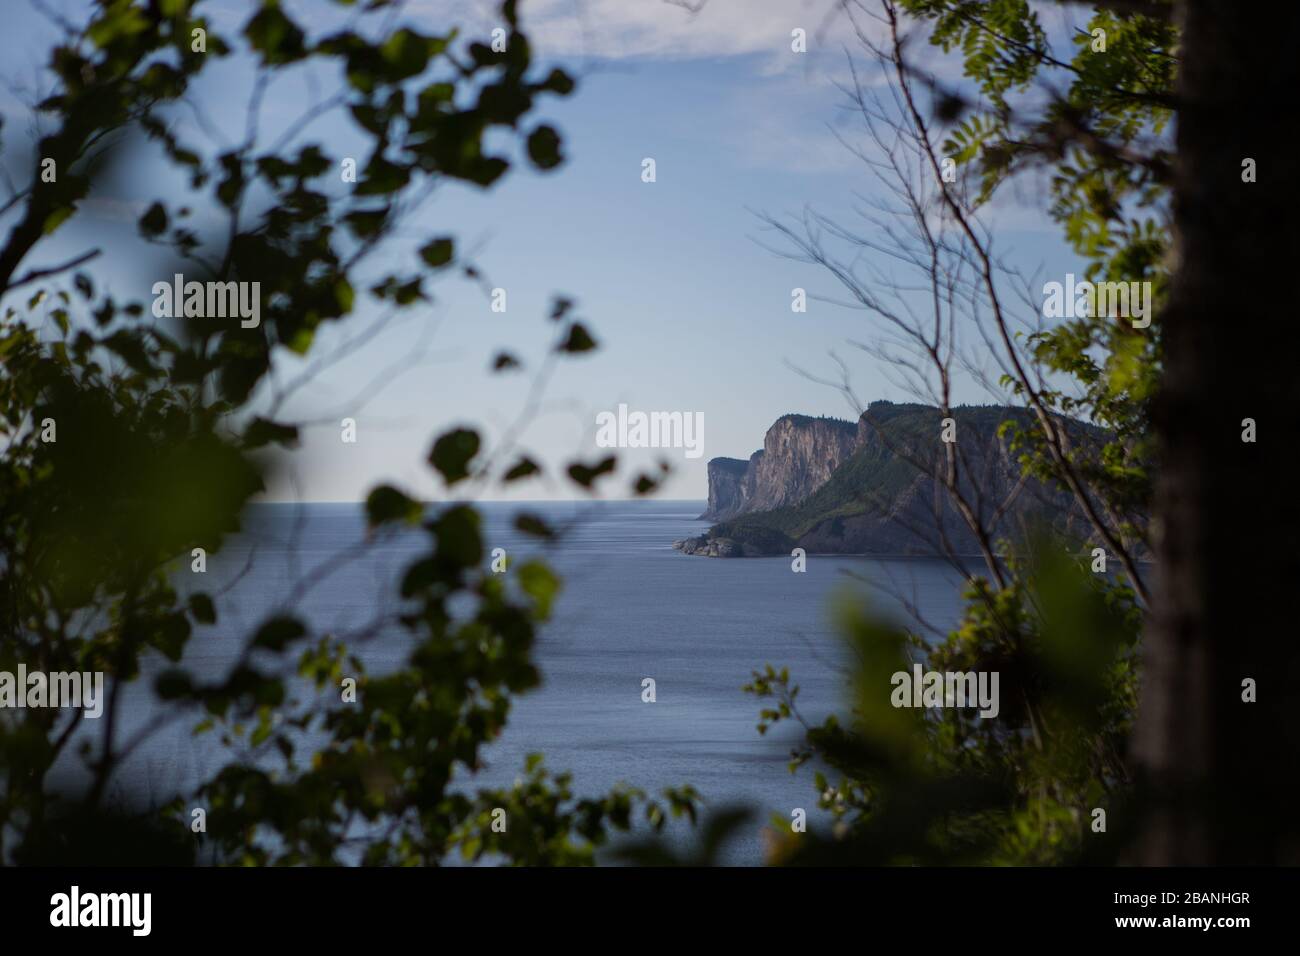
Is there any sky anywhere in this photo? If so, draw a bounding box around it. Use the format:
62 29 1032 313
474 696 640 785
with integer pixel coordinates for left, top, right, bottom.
0 0 1086 502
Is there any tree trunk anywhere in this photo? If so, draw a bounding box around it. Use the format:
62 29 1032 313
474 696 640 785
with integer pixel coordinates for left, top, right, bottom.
1134 0 1300 863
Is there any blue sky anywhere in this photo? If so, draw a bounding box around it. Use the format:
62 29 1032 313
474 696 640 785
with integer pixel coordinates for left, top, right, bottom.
1 0 1085 502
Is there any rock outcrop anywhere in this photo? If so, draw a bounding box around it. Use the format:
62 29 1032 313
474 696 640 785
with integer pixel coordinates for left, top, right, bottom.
699 458 750 522
673 535 750 558
697 415 859 520
686 401 1113 557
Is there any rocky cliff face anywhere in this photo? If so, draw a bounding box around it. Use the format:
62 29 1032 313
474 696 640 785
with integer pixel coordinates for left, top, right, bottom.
697 415 859 520
679 402 1109 557
700 458 750 522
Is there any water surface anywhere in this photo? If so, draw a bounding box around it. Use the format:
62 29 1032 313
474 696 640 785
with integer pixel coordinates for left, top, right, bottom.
58 500 972 864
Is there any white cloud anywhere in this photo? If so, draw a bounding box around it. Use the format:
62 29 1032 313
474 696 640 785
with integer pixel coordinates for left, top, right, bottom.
410 0 852 63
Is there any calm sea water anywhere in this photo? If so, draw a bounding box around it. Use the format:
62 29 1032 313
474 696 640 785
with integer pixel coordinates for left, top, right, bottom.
54 500 972 864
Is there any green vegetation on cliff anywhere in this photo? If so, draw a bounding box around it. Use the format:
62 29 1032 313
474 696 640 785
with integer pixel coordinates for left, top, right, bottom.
708 403 1095 554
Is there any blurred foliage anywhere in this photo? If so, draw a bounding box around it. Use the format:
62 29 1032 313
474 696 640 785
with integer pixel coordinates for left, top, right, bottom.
746 538 1141 865
721 0 1173 867
901 0 1173 555
0 0 696 865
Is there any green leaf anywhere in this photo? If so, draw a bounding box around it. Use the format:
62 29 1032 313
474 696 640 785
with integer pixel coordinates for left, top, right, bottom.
526 125 563 170
514 512 553 538
504 457 540 481
334 278 355 313
244 417 300 449
189 593 217 624
517 560 559 616
139 201 168 237
245 3 306 66
380 28 436 80
540 69 576 96
428 428 480 485
432 504 482 565
556 322 597 353
41 206 74 235
344 209 387 238
155 668 194 700
365 484 423 526
253 616 306 652
418 237 454 268
567 455 615 488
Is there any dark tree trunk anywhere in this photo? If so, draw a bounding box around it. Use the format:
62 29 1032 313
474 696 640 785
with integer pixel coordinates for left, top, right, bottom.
1134 0 1300 863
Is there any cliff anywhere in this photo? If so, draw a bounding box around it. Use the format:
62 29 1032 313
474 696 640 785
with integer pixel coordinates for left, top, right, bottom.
697 414 859 521
700 458 750 521
678 401 1105 557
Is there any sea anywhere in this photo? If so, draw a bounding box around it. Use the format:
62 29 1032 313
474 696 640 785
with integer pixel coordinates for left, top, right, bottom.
53 499 974 865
